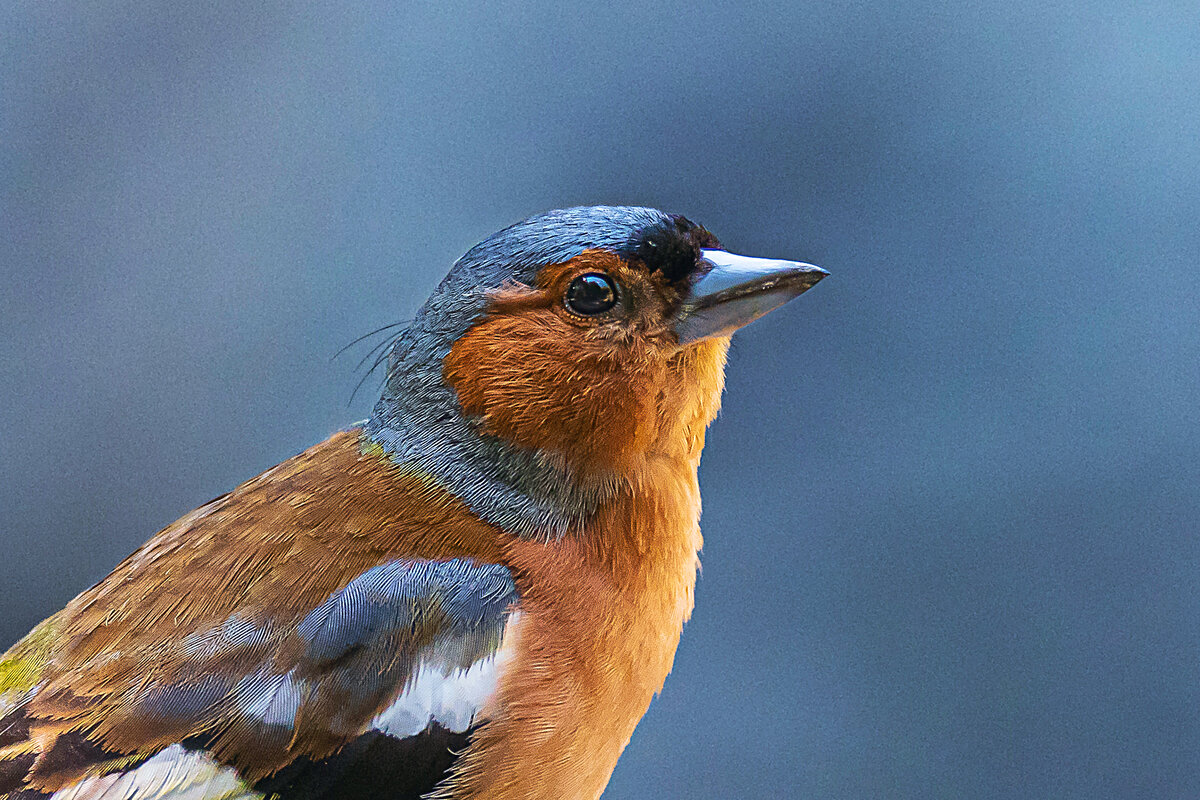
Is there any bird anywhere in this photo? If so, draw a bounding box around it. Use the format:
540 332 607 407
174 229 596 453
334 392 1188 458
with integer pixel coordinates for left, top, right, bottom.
0 206 826 800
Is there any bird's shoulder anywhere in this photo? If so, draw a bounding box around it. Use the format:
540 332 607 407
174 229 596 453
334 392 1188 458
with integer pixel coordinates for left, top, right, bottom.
0 429 520 799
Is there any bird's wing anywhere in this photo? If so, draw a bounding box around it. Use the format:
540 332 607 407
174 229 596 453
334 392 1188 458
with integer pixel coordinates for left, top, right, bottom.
0 557 519 800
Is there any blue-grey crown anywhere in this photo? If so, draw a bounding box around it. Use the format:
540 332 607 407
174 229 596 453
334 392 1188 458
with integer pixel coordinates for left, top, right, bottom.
421 206 674 336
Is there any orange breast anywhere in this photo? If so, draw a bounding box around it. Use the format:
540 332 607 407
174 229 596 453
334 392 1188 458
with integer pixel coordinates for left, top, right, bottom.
443 457 705 800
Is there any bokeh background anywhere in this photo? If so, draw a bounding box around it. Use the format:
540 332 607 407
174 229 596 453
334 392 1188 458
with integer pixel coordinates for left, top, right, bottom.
3 2 1199 797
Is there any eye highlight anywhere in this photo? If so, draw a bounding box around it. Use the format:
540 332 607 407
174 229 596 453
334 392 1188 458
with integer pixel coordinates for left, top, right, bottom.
565 273 618 316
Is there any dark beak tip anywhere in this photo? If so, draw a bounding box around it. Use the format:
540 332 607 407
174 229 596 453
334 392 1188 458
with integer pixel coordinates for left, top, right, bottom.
786 263 829 293
799 263 829 279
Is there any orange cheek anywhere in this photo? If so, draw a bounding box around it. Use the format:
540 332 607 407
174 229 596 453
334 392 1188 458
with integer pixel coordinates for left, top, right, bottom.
443 310 665 476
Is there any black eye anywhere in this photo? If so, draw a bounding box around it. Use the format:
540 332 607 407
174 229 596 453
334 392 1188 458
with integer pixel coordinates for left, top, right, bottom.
565 273 618 315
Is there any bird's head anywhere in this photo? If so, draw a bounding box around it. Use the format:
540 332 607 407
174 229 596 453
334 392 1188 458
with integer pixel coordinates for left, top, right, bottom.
367 206 826 537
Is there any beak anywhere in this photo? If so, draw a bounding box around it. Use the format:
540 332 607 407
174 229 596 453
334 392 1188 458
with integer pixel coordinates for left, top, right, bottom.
673 249 828 343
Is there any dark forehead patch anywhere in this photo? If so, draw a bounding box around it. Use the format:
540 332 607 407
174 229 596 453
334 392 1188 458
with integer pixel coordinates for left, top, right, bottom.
617 215 721 284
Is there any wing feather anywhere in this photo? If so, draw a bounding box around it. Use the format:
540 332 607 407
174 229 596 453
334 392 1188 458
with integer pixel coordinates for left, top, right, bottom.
0 558 518 798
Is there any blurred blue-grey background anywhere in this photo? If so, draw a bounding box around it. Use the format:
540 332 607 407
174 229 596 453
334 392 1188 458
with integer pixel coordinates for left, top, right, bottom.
2 2 1198 797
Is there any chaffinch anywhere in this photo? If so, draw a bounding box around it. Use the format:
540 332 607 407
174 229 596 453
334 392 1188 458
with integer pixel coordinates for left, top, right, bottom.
0 206 825 800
